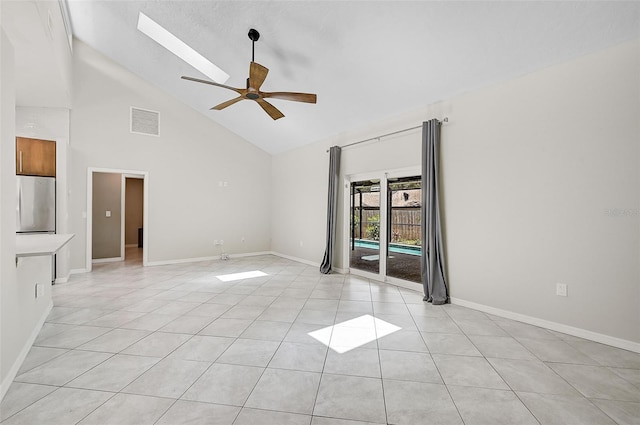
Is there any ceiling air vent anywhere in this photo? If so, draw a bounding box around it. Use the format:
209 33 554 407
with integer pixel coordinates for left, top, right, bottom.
130 107 160 136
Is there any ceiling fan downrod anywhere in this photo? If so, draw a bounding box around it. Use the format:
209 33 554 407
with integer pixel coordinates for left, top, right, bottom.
248 28 260 62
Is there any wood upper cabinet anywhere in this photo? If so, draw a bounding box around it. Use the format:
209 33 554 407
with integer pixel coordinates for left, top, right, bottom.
16 137 56 177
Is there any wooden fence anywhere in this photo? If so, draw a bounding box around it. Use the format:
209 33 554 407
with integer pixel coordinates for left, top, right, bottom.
352 207 421 244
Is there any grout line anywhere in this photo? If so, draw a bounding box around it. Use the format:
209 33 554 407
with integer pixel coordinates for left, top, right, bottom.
127 263 292 423
367 277 391 425
16 255 636 425
0 383 62 423
308 280 341 419
411 301 468 424
455 312 542 425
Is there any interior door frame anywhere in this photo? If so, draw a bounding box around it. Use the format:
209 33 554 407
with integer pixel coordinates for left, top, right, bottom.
343 166 421 290
86 167 149 271
122 174 144 255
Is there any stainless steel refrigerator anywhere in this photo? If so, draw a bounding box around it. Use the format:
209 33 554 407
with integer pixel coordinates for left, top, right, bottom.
16 176 56 233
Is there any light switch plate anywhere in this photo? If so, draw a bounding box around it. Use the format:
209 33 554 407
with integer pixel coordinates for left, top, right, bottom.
105 211 111 217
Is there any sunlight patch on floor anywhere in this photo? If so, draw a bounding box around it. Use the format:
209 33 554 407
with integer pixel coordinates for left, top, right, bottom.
216 270 268 282
308 314 401 353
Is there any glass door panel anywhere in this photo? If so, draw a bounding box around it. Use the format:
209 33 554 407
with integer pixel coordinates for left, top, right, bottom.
349 179 381 274
386 176 422 283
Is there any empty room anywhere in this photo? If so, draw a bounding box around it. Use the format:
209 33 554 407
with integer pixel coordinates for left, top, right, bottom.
1 1 639 424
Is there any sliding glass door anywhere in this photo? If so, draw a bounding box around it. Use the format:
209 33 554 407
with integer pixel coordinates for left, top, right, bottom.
386 176 421 283
349 179 381 275
348 171 422 286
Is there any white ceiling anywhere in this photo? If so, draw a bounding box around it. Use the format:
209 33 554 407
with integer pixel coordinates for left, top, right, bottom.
66 1 639 154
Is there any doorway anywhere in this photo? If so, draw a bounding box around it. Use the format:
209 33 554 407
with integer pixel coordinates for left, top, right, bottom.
87 167 148 271
346 170 422 287
124 175 144 263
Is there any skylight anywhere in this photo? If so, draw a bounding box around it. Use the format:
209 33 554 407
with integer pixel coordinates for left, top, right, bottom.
137 12 229 84
308 314 401 353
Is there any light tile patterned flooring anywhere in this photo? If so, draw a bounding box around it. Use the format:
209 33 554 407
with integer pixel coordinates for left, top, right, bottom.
2 251 639 424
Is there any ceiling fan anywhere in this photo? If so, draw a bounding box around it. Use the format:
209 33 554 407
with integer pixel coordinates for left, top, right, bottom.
182 29 317 120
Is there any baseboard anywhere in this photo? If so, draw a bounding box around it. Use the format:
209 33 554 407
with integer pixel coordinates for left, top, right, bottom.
270 251 321 268
70 268 89 275
0 300 53 402
54 273 70 284
450 297 640 354
92 257 123 264
146 251 273 267
146 256 218 266
230 251 272 259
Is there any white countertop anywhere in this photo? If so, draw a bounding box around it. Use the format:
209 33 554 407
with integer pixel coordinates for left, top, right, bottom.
16 233 74 257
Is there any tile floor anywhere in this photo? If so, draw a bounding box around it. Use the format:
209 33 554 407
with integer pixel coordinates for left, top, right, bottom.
1 251 639 424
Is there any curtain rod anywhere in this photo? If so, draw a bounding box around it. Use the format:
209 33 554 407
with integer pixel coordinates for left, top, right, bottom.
326 117 448 152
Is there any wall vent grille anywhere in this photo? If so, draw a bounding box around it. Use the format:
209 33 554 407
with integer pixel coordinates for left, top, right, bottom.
130 107 160 136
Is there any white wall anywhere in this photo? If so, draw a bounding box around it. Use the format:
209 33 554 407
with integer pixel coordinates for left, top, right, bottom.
440 40 639 347
0 28 51 402
272 141 332 264
272 39 640 346
1 1 72 398
0 26 19 400
69 40 272 270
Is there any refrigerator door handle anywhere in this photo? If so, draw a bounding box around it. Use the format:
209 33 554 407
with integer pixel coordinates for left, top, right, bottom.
16 178 22 230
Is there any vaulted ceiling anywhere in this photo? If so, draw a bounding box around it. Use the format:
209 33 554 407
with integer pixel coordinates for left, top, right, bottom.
42 1 640 153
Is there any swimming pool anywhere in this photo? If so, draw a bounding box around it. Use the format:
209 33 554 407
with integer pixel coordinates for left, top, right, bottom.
353 239 421 256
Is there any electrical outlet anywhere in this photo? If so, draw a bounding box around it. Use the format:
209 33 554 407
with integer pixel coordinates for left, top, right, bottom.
35 283 44 298
556 283 568 297
105 210 111 217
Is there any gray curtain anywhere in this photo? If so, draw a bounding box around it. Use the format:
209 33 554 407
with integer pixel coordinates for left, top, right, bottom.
421 119 449 304
320 146 341 274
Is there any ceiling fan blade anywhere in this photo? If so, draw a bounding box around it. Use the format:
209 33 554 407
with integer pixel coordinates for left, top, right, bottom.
262 91 317 104
249 62 269 91
181 76 242 94
211 96 244 111
256 99 284 120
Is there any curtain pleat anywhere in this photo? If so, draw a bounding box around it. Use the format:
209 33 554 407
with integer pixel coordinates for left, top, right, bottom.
320 146 341 274
421 120 449 304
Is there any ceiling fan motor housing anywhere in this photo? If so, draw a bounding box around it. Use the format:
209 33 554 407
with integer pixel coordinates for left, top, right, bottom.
248 29 260 42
